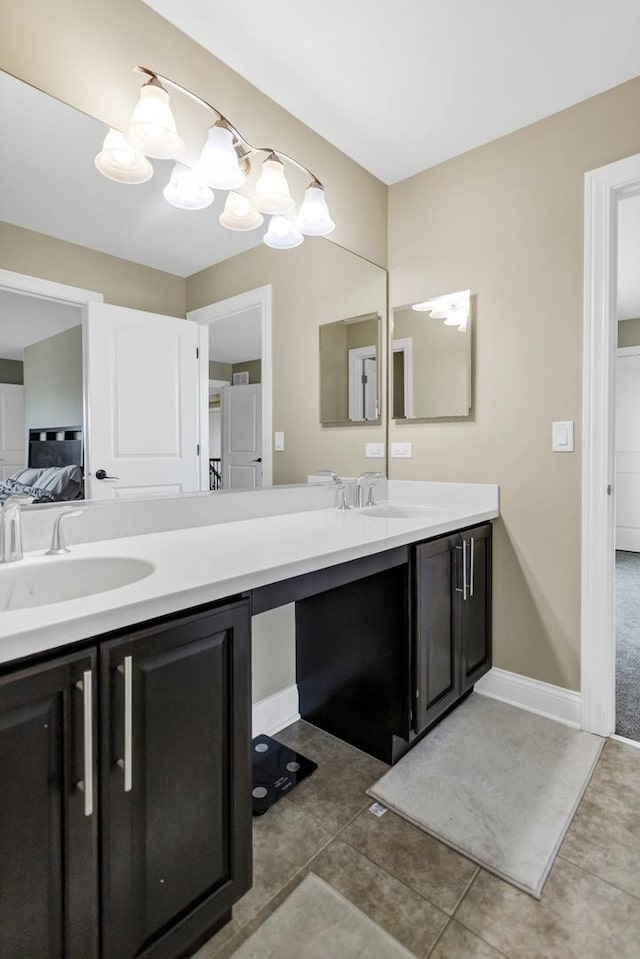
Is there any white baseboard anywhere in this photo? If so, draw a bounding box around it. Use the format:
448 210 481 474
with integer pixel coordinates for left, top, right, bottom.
475 667 581 729
252 684 300 737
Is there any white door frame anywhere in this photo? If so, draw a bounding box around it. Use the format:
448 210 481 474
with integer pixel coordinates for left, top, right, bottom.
581 152 640 736
188 285 273 489
0 269 103 482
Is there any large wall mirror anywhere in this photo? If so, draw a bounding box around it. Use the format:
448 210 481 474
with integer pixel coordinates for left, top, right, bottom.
0 70 387 506
392 290 472 419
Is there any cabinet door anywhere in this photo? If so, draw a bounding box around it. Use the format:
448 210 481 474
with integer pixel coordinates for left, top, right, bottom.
0 649 98 959
414 534 461 732
101 601 252 959
460 523 492 693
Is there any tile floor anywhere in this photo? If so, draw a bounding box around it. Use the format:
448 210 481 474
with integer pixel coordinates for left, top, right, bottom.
190 721 640 959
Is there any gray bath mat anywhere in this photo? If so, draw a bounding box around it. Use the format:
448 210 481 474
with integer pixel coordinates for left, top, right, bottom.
367 694 603 898
229 873 416 958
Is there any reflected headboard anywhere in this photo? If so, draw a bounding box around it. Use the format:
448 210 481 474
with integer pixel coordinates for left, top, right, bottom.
28 426 83 470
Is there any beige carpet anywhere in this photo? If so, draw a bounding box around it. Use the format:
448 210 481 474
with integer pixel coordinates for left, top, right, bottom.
230 873 416 958
368 694 603 898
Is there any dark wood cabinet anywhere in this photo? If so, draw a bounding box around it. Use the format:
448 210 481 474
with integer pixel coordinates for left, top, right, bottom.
100 600 252 959
0 599 250 959
294 522 492 763
414 532 461 731
460 523 492 693
0 649 98 959
414 522 492 734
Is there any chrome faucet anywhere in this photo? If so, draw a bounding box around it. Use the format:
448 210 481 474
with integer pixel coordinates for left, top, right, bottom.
0 494 33 563
45 509 85 556
356 472 385 508
315 469 351 510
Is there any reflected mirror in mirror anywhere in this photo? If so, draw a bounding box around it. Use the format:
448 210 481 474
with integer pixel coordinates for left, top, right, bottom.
392 290 471 419
319 312 381 425
0 70 387 505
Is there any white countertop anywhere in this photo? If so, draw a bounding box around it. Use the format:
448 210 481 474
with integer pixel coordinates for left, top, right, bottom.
0 481 498 665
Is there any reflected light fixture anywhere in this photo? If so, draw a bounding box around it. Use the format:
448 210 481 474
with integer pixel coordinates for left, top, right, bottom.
94 66 335 249
219 191 264 231
411 291 470 332
163 162 214 210
94 128 153 184
263 215 304 249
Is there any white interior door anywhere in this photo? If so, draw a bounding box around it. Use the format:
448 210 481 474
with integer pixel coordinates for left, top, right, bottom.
0 383 25 479
221 384 262 489
616 349 640 551
85 303 199 500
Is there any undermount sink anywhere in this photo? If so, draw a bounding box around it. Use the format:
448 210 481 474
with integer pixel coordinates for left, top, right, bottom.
359 504 449 520
0 556 155 611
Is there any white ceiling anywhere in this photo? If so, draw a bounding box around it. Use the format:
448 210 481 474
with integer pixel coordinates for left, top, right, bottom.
617 193 640 321
0 291 82 360
208 306 261 363
143 0 640 184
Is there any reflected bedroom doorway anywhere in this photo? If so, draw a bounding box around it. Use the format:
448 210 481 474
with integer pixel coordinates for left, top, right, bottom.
189 285 273 492
614 193 640 744
0 287 85 503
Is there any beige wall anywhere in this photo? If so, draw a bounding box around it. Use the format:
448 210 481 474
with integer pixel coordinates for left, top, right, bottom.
389 75 640 692
23 325 83 433
1 223 186 316
1 0 387 268
188 241 387 484
619 317 640 347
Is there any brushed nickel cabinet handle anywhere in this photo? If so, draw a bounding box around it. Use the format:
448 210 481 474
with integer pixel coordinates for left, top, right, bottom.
117 656 133 792
454 542 468 599
75 671 94 817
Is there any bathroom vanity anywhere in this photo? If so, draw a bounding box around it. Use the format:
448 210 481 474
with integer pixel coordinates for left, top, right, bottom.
0 482 497 959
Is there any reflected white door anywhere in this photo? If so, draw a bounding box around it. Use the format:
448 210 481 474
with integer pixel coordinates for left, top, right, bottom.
0 384 25 479
616 349 640 551
85 303 199 500
348 346 377 421
221 384 262 489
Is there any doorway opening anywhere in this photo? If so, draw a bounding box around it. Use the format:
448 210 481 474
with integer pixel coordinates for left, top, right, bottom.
582 152 640 745
189 286 272 491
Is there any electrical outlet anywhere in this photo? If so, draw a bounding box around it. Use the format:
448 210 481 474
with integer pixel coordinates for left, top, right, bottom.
365 442 385 458
391 442 412 459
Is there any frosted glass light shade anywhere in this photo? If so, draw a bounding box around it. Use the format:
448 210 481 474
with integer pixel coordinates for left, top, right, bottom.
296 185 335 236
194 126 245 190
163 163 213 210
219 191 264 231
94 129 153 183
126 82 184 159
263 215 303 250
254 156 295 214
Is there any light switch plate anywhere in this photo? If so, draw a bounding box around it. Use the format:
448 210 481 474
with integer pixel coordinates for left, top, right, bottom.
552 421 574 452
274 431 285 451
391 442 412 459
365 442 385 458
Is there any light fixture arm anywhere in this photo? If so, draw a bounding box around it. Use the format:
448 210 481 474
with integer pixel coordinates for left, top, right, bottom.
133 66 323 188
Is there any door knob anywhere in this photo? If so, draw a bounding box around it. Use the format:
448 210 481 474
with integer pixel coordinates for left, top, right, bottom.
95 469 120 480
252 458 262 463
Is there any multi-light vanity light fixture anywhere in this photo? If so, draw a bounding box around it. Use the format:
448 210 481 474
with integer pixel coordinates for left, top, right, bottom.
411 290 470 332
94 66 335 249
